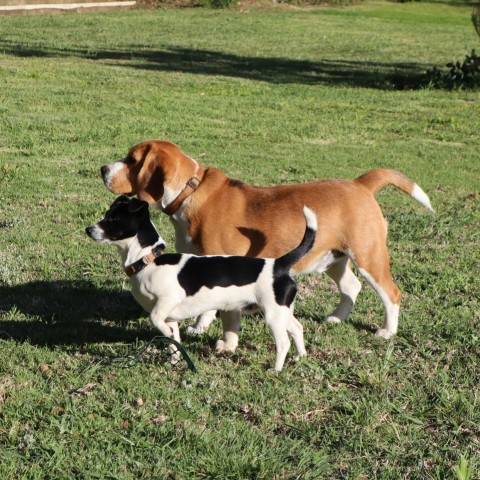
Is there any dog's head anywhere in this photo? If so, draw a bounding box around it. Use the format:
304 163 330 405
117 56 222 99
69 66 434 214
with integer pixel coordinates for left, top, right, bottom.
86 196 151 245
100 140 200 207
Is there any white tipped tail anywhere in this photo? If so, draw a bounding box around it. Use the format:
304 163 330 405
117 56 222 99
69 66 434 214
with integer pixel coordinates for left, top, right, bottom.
411 184 434 212
355 169 434 213
276 206 317 271
303 206 318 231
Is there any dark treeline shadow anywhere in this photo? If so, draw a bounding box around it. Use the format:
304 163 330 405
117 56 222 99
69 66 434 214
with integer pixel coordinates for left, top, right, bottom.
0 40 427 89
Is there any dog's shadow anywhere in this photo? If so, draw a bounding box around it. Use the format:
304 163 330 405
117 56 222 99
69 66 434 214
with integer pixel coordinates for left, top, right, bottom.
0 279 152 347
0 279 378 367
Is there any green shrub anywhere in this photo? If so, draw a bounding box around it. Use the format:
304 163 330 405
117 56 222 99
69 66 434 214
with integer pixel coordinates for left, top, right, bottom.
138 0 236 8
137 0 202 7
200 0 237 8
278 0 361 4
423 49 480 90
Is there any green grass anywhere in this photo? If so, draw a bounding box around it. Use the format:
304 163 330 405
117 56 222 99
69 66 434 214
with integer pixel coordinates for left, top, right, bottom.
0 2 479 478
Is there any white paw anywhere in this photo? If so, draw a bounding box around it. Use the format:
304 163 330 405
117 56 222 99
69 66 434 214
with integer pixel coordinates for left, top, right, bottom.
215 340 237 354
375 328 395 340
293 352 307 363
170 350 181 365
168 344 181 365
324 315 342 324
185 325 206 337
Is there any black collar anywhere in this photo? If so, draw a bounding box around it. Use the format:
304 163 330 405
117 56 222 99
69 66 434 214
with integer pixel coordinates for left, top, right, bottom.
124 244 165 277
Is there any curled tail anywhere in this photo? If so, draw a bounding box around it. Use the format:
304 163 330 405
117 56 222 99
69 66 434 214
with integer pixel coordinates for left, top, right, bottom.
275 206 317 271
355 169 434 212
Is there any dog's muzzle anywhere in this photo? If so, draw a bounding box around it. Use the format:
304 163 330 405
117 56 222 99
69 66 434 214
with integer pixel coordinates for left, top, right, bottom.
86 225 105 242
100 165 111 188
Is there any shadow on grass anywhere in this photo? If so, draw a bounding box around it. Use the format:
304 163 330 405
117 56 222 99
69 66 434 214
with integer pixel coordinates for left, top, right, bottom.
348 318 378 336
0 40 426 89
0 279 219 369
0 280 150 347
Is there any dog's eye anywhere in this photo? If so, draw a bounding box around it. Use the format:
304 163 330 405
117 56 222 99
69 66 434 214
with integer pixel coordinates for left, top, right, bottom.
124 157 136 164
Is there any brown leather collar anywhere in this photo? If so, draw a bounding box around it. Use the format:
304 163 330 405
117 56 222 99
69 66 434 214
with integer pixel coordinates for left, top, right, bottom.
124 245 165 277
163 164 205 216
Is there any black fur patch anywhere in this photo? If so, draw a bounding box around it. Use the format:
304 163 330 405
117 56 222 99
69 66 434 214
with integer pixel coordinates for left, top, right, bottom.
154 254 183 267
137 222 161 249
177 256 265 297
273 276 297 307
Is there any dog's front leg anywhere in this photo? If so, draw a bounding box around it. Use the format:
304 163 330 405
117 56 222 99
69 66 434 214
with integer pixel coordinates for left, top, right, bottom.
215 311 240 354
150 305 182 363
167 321 182 364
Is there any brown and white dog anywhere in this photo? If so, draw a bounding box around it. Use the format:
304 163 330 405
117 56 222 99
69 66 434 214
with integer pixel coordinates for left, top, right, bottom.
101 140 433 353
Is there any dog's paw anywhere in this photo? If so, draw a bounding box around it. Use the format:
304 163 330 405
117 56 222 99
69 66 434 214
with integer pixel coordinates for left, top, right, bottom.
323 315 342 324
293 352 307 363
185 325 207 337
215 339 237 354
375 328 395 340
170 350 182 365
267 366 283 374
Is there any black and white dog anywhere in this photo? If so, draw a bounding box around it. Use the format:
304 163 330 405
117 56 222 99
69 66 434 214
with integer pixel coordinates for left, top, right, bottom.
86 196 317 371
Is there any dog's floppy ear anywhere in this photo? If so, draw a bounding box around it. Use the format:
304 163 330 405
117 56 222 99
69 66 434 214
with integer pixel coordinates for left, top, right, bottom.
107 195 130 213
128 197 149 213
112 195 130 205
136 144 165 204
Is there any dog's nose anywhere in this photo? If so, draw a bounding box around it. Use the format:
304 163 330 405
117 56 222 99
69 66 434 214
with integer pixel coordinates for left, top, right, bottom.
100 165 109 177
85 226 94 237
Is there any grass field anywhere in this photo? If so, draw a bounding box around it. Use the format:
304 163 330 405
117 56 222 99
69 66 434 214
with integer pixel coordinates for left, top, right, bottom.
0 2 479 478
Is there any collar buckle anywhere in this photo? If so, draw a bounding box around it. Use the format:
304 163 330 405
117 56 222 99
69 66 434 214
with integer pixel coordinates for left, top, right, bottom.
187 176 200 189
124 245 165 277
163 165 205 216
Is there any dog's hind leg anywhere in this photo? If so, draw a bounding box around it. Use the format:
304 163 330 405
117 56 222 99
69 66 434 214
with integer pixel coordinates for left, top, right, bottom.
215 311 241 354
287 315 306 362
324 256 362 324
264 307 292 371
185 310 217 336
286 305 306 361
352 246 401 339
